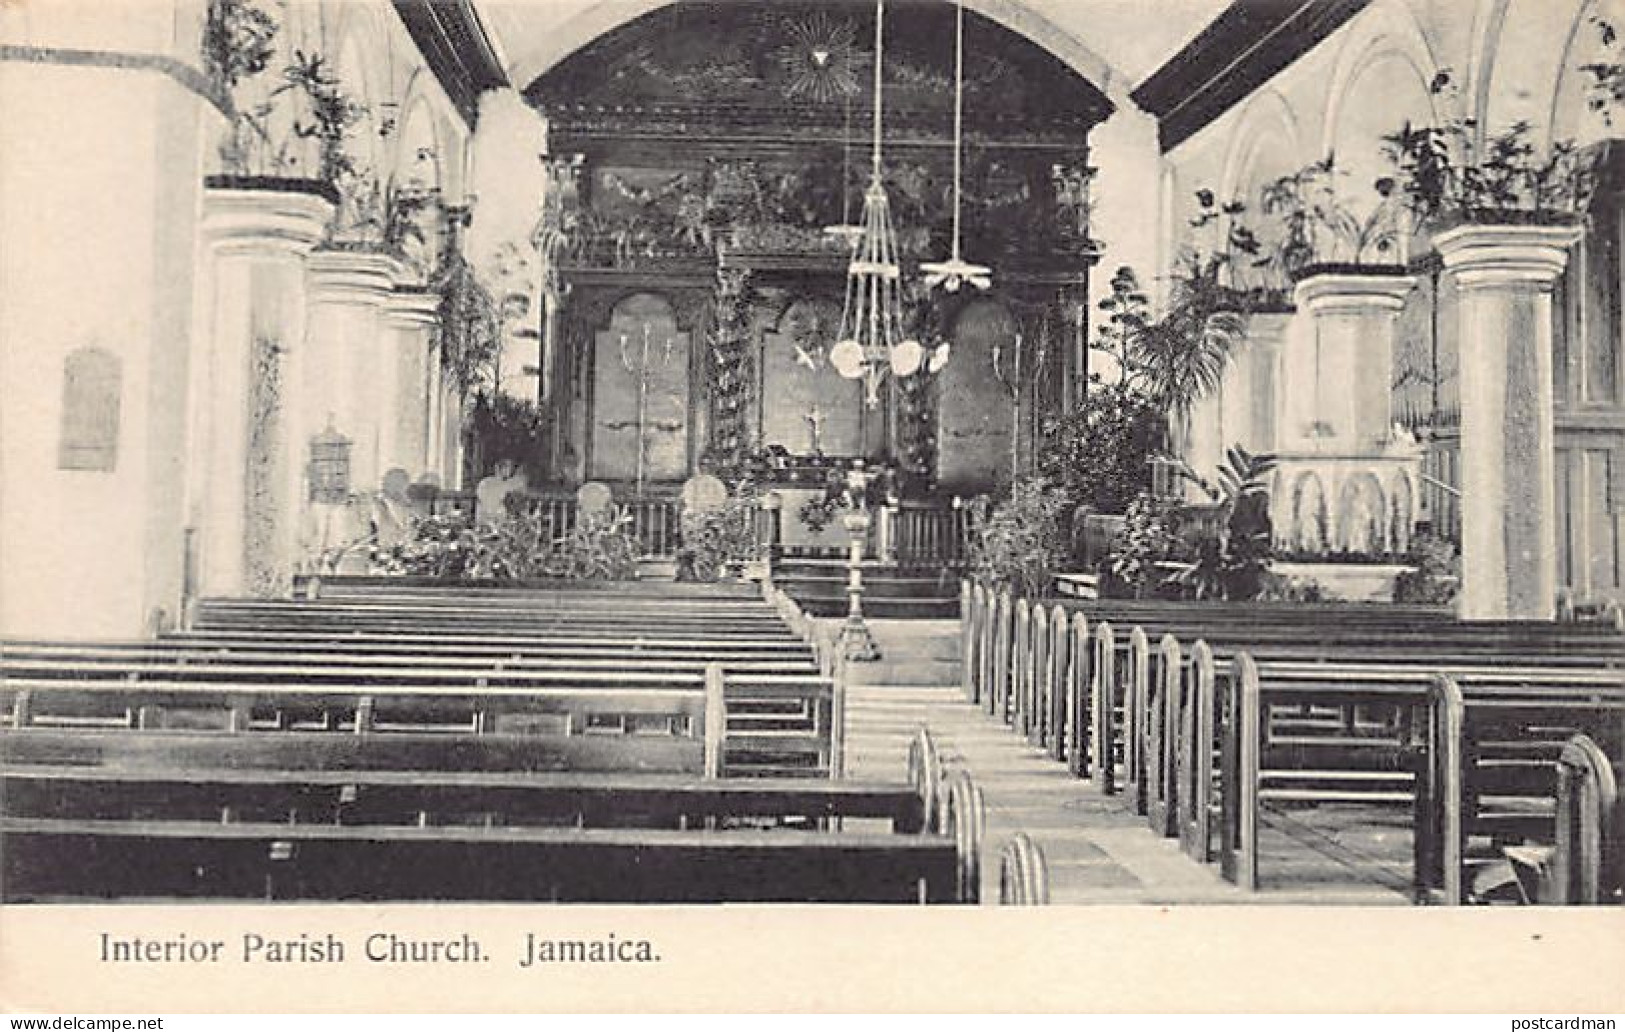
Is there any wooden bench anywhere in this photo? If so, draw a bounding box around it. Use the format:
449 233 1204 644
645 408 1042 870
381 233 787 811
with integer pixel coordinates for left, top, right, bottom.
0 764 927 832
1 707 968 904
961 584 1620 801
1123 626 1620 826
997 832 1049 905
1218 656 1625 898
2 640 819 675
195 598 798 640
0 818 962 902
1419 672 1625 904
163 629 814 656
1 657 840 777
1542 733 1623 904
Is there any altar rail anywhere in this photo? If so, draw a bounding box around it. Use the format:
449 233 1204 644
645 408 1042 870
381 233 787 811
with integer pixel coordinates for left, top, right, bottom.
885 503 971 565
420 491 968 566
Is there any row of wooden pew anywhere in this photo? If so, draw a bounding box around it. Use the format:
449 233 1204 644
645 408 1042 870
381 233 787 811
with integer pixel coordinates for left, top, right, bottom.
0 582 980 903
959 582 1625 904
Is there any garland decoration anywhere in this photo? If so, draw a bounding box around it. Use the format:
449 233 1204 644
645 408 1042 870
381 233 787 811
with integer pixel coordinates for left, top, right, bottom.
708 265 755 476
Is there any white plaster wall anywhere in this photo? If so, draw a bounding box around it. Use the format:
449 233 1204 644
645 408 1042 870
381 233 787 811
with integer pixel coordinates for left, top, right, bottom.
0 61 205 638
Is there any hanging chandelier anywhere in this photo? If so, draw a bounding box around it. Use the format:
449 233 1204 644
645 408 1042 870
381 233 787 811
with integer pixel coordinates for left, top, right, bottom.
827 0 947 406
920 0 992 294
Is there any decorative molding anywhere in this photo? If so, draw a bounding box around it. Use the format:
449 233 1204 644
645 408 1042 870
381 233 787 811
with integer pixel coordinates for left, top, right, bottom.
1132 0 1373 153
390 0 509 127
383 289 441 328
1433 223 1584 289
308 251 404 304
1292 272 1416 314
201 187 334 259
541 101 1097 152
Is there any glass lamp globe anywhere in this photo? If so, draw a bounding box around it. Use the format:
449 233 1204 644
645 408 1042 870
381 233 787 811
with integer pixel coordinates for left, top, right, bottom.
890 339 924 377
829 339 865 379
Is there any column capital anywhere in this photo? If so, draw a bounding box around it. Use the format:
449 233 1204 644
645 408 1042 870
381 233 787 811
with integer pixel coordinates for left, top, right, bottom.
1433 222 1582 289
202 186 333 259
383 288 442 330
1292 271 1415 315
308 250 402 304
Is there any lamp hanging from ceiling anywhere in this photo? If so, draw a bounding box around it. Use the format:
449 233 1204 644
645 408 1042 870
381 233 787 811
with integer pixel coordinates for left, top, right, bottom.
828 0 945 406
920 0 992 295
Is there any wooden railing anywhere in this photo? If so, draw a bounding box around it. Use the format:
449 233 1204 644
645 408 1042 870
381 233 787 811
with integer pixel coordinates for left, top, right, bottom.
887 503 970 565
624 496 681 558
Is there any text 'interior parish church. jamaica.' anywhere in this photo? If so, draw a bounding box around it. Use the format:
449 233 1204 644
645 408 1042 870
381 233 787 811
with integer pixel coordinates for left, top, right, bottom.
1 0 1623 911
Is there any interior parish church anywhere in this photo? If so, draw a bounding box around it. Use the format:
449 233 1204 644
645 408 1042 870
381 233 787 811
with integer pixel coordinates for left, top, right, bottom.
1 0 1622 908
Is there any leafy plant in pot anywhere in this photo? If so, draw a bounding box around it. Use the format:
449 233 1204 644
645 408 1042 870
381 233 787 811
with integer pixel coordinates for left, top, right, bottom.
1382 70 1597 232
1038 267 1167 519
1165 446 1279 602
678 493 759 582
206 7 364 205
1139 200 1255 456
1257 154 1409 280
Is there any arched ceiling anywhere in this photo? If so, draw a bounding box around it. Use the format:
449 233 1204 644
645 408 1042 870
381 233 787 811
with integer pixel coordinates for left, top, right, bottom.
474 0 1233 108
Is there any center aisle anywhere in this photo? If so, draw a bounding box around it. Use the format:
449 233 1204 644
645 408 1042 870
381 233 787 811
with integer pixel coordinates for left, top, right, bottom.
842 680 1411 905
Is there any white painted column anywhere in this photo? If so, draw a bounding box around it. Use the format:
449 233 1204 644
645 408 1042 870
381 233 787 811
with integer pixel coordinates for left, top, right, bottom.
425 343 446 485
1435 224 1580 621
197 188 332 598
1244 312 1292 454
1185 381 1225 484
1085 105 1162 319
380 289 440 482
1216 328 1259 462
444 388 466 490
1291 273 1415 451
305 252 400 497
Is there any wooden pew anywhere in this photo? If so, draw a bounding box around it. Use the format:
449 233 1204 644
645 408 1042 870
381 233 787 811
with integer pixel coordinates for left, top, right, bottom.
195 598 799 639
1419 672 1625 904
997 833 1049 905
2 702 968 903
1542 733 1623 904
1218 656 1625 898
0 819 962 902
0 764 928 832
0 660 837 778
1128 628 1621 833
163 629 813 656
959 584 1621 807
2 640 819 675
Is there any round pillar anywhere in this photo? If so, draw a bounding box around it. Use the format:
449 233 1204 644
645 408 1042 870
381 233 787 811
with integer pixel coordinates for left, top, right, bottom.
1435 223 1580 621
381 289 441 483
1291 272 1415 451
198 186 333 598
306 251 401 497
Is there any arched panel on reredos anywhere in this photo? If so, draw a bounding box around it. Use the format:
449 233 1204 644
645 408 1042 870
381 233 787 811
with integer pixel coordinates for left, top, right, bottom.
591 293 691 486
1291 470 1329 553
759 297 861 457
1337 471 1389 555
937 299 1017 493
1390 470 1414 553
